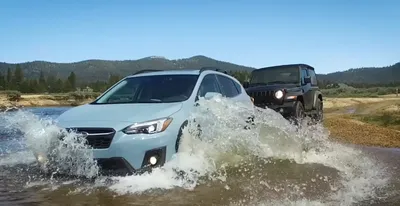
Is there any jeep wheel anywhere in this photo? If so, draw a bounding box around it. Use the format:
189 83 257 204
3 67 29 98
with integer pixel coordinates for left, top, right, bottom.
313 98 323 123
291 101 305 125
294 101 305 119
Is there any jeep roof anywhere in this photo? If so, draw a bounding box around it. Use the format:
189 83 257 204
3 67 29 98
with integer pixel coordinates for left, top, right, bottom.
255 64 315 71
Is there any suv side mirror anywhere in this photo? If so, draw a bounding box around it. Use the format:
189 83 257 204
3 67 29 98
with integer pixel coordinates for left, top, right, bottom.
242 81 250 88
204 92 222 100
304 77 311 84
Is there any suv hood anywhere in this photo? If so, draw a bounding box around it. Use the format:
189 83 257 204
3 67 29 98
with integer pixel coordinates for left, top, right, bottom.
245 84 299 92
56 103 183 129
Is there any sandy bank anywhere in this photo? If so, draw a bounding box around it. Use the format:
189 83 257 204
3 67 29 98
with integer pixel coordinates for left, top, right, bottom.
0 94 94 109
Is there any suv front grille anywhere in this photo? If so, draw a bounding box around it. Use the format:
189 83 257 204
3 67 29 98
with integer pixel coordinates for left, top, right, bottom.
66 127 116 149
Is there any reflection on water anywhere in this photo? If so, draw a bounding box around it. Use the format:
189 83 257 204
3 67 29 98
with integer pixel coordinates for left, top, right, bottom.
0 100 399 206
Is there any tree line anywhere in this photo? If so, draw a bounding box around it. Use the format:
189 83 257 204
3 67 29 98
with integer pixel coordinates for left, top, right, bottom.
0 64 398 94
0 65 251 94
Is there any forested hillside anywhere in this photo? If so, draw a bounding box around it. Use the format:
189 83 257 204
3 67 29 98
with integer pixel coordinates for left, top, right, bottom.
0 55 399 94
0 55 254 83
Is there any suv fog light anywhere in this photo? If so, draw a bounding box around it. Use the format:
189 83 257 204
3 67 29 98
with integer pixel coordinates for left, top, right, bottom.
149 156 158 165
37 154 48 164
279 108 284 113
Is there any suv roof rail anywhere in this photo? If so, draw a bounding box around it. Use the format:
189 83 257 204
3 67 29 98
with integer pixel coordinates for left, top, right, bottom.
199 67 228 74
133 69 163 75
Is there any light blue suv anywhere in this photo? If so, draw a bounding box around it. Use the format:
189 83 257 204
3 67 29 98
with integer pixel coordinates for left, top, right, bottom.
37 68 253 176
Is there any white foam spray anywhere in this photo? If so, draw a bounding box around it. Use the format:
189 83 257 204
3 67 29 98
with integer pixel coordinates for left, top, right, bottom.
0 95 392 205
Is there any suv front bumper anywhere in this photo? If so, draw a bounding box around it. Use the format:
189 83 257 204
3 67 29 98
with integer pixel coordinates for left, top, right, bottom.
35 129 177 176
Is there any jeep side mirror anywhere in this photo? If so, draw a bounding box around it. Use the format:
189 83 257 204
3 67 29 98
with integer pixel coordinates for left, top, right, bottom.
242 81 250 88
304 77 311 84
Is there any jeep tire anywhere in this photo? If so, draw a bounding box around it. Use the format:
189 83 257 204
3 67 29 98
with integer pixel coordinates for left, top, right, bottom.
313 98 323 122
294 100 305 119
290 100 305 125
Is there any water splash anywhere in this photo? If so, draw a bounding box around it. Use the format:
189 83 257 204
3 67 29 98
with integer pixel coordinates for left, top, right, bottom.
0 96 392 205
1 110 99 178
105 96 390 205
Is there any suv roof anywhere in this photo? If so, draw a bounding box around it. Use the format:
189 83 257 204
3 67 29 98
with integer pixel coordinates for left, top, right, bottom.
257 64 315 71
127 67 229 78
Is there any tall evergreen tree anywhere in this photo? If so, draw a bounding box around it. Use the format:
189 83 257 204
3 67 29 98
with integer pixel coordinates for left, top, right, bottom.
13 65 24 90
67 72 76 90
0 72 5 90
6 68 12 89
37 70 47 92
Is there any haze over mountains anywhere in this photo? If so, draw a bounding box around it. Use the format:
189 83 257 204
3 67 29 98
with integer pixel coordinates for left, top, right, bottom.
0 55 399 85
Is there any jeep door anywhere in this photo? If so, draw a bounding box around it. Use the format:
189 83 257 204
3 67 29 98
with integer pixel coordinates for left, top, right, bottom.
300 67 313 110
306 68 319 109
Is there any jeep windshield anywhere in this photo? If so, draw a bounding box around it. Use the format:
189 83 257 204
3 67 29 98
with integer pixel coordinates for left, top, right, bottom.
249 66 300 85
92 74 199 104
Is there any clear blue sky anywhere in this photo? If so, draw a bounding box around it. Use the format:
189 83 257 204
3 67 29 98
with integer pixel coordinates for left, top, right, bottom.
0 0 399 74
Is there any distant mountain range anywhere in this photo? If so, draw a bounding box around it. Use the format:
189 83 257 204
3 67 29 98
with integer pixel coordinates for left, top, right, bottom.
0 55 399 85
317 62 400 85
0 55 254 82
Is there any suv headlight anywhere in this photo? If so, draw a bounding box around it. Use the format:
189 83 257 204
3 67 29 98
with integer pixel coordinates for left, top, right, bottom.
274 90 284 99
122 117 173 134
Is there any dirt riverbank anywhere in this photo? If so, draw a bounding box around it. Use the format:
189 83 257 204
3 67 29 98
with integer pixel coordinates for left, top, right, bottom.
323 96 400 148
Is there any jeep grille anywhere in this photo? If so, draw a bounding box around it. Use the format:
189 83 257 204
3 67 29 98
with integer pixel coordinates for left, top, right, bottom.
247 91 276 105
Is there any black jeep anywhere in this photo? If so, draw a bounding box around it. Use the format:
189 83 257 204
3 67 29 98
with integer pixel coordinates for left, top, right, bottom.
243 64 323 122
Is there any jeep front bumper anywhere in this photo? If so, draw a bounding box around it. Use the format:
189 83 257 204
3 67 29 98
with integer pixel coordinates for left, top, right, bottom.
255 101 296 117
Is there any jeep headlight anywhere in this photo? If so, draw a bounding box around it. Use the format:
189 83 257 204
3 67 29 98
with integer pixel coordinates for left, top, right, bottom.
274 90 284 99
122 117 173 134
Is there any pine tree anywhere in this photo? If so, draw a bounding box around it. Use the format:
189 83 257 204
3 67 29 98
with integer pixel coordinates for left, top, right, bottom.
13 65 24 90
6 68 12 89
67 72 76 91
0 72 5 90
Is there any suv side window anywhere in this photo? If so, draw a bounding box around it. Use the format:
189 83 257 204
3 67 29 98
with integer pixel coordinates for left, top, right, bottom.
301 68 308 85
232 80 242 94
197 74 221 97
216 74 240 98
307 69 318 86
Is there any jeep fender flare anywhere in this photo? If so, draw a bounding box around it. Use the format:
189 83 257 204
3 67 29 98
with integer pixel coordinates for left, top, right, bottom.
285 90 304 104
312 91 323 109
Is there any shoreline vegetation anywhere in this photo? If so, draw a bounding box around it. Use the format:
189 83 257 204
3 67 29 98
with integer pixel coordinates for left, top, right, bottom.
1 91 399 148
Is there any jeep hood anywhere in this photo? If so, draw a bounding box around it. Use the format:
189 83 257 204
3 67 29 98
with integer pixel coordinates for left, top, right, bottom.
245 84 299 92
55 103 183 129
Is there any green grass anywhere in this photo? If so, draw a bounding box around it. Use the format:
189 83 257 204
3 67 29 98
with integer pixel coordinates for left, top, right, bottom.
321 86 399 98
351 111 400 131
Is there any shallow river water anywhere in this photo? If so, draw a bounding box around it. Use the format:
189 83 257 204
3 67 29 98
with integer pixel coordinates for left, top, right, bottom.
0 97 399 206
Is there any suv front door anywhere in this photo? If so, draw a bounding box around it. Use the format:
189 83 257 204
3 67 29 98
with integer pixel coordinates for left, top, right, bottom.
196 74 222 100
215 74 241 100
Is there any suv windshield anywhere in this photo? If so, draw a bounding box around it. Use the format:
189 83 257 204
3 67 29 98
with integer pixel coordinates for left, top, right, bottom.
250 66 300 85
93 74 199 104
